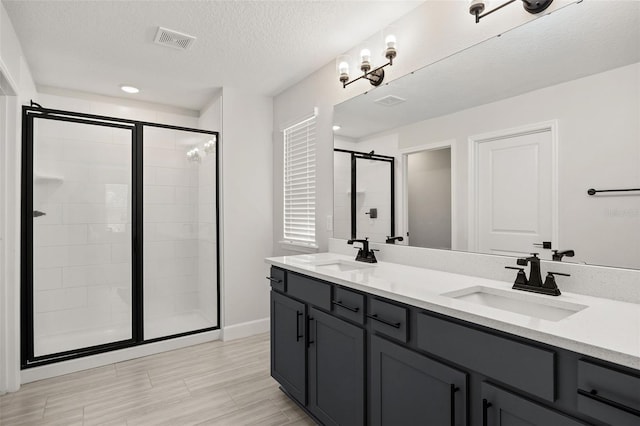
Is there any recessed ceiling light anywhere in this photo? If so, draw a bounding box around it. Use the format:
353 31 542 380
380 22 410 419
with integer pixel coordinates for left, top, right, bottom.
332 125 341 131
120 85 139 94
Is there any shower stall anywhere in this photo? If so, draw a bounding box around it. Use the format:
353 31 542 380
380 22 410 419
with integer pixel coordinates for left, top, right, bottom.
21 105 220 367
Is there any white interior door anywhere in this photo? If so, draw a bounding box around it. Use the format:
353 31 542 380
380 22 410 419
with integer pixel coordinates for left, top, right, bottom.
475 128 555 258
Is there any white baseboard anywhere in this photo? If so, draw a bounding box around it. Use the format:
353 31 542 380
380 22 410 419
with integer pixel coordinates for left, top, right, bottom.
222 318 270 341
21 329 221 384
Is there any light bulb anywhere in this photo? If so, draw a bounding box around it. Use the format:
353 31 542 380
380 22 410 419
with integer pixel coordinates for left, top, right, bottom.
360 49 372 73
385 34 396 49
339 61 349 75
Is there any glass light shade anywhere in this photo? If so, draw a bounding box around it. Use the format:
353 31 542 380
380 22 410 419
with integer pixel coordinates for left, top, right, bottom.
336 55 351 83
360 49 371 63
385 34 397 49
382 26 398 61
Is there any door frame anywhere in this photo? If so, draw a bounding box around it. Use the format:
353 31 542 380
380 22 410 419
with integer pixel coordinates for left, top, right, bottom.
399 139 457 250
467 120 559 252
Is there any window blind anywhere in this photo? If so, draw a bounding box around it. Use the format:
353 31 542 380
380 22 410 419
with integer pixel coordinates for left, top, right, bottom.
283 115 316 246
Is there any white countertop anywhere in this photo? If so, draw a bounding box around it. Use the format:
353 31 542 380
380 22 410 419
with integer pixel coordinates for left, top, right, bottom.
266 252 640 370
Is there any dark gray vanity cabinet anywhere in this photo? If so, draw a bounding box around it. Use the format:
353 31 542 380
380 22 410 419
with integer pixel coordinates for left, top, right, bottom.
308 307 365 426
269 268 365 425
481 382 588 426
370 334 467 426
269 266 640 426
270 290 307 404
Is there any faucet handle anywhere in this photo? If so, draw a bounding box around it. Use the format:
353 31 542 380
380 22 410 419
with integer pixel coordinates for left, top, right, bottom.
542 271 569 294
547 271 570 277
505 266 528 286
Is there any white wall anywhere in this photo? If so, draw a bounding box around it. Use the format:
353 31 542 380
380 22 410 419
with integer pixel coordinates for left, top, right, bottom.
0 0 36 394
217 88 273 338
272 0 573 256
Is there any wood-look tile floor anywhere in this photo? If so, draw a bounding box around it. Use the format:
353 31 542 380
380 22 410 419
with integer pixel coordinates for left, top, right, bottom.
0 333 316 426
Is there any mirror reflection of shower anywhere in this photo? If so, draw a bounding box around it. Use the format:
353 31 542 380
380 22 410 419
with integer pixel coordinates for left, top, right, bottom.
333 146 395 242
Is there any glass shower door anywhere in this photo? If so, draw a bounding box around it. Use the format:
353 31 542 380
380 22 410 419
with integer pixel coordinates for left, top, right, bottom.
354 156 394 242
142 125 219 340
29 116 135 359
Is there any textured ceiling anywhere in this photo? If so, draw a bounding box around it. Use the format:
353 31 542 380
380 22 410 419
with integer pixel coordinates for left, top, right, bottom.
2 0 424 111
334 0 640 139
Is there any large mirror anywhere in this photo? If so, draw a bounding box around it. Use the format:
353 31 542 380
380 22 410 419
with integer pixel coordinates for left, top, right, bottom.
333 1 640 270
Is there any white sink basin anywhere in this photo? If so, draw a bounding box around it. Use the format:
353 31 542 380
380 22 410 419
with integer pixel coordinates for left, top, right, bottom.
312 259 375 272
442 286 588 321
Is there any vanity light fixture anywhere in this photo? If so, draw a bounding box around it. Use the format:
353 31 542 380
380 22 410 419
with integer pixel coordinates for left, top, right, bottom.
469 0 553 23
338 31 397 88
120 85 139 94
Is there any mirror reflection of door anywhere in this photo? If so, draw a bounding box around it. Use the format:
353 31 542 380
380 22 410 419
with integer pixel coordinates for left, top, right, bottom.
406 148 452 249
471 125 557 259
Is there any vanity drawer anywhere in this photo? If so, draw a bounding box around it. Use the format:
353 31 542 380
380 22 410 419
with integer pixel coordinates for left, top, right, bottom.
576 359 640 426
368 298 409 343
287 272 331 311
332 287 365 325
268 267 286 292
416 313 556 402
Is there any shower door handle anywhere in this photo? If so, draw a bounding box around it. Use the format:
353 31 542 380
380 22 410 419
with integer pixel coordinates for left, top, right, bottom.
33 210 46 218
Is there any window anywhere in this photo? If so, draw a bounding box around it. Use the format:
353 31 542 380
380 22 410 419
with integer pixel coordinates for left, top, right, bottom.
283 114 317 247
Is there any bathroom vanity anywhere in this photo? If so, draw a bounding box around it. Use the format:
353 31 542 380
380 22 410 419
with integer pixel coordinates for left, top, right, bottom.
266 254 640 426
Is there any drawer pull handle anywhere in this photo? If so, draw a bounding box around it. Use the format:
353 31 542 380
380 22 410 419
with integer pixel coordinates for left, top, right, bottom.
296 311 303 342
366 314 401 329
482 399 492 426
578 388 640 417
450 384 459 426
308 317 315 346
332 300 359 313
266 277 283 284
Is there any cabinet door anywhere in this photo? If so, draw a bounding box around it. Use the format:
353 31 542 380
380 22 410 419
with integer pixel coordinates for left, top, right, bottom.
370 335 468 426
481 382 587 426
308 307 365 426
271 291 307 404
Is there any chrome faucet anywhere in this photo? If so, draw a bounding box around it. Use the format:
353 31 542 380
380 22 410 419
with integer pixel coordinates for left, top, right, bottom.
347 238 378 263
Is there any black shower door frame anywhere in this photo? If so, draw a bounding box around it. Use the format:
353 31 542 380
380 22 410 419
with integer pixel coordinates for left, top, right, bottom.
334 148 395 240
21 105 221 368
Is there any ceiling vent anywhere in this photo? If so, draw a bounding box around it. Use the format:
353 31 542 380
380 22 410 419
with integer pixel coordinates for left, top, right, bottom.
154 27 196 51
374 95 406 107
